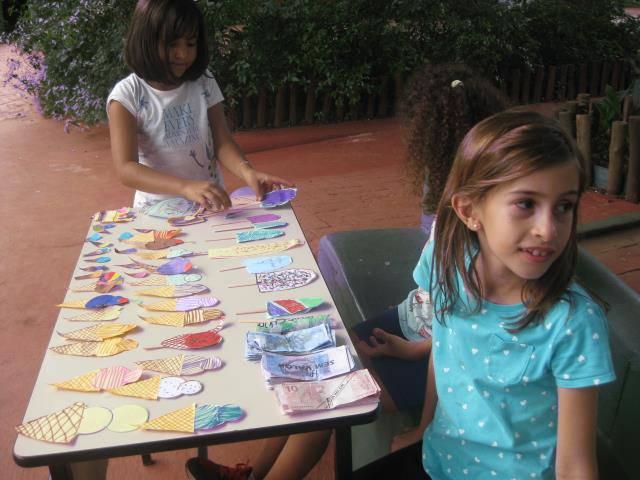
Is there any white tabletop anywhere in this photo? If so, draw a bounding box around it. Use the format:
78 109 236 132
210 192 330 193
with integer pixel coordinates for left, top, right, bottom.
14 203 378 467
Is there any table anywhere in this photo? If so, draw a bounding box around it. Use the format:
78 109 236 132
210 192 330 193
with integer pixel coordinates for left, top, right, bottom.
13 203 379 480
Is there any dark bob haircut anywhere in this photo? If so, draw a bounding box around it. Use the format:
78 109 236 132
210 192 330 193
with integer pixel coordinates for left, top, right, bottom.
124 0 209 85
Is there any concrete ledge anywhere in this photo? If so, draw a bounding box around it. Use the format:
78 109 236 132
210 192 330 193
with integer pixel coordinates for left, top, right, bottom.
578 211 640 239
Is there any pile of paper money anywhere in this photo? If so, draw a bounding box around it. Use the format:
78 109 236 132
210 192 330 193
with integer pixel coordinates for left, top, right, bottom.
244 321 335 360
273 369 381 414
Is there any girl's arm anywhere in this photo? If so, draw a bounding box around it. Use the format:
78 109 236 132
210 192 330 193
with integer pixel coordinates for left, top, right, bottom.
108 101 230 208
556 387 599 480
208 104 292 198
390 353 438 452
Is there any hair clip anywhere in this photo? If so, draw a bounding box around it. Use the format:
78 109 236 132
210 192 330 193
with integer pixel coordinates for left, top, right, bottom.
451 80 464 89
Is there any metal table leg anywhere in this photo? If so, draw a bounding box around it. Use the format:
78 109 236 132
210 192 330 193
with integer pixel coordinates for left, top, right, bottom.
334 426 352 480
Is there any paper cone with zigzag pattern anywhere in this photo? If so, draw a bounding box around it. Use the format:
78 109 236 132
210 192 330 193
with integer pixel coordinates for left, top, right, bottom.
15 402 85 443
108 376 161 400
141 403 195 433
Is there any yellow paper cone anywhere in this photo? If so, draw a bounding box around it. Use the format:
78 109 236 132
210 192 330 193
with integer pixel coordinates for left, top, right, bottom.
65 306 122 322
141 403 195 433
134 251 168 260
56 300 88 309
52 370 100 392
15 402 85 443
58 323 137 341
108 376 161 400
208 238 302 259
139 309 223 327
136 354 184 375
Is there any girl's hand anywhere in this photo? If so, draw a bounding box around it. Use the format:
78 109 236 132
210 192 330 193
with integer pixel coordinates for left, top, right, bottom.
241 166 293 200
357 328 430 361
391 427 423 453
181 180 232 210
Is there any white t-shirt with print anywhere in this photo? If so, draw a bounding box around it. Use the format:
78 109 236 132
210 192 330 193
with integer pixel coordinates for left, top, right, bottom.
107 72 224 208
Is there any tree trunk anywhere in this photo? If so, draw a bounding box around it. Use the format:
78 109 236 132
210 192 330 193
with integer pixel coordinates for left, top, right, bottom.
377 76 390 117
558 64 568 101
242 95 252 129
366 92 375 118
321 92 332 121
532 65 544 103
589 61 601 95
544 65 556 101
256 86 267 128
567 64 576 100
521 68 531 104
509 69 521 103
274 85 286 128
289 84 298 126
578 63 588 94
600 62 612 96
393 73 404 115
304 82 317 124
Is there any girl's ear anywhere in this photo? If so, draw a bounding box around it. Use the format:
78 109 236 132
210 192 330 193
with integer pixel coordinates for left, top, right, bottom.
451 193 481 232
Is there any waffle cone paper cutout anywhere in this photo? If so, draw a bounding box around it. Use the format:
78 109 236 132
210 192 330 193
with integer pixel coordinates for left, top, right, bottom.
52 370 101 392
136 354 185 376
65 306 122 322
140 309 224 327
208 239 303 258
140 296 219 312
16 402 85 443
141 403 195 433
137 284 209 298
50 338 138 357
57 323 137 341
108 376 162 400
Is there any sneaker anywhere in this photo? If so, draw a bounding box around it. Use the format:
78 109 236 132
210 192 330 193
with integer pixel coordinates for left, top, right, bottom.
185 457 253 480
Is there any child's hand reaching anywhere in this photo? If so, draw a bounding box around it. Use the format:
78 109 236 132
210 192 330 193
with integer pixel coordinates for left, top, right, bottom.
357 328 430 362
242 167 293 200
181 180 232 210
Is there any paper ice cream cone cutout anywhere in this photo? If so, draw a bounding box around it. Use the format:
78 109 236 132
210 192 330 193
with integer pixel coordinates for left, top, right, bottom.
65 306 122 322
92 366 143 389
208 239 303 259
136 354 222 376
50 338 138 357
141 403 195 433
137 284 209 298
146 330 223 350
136 354 185 376
130 273 201 287
15 402 85 443
57 324 137 342
139 296 219 312
52 370 101 392
108 376 162 400
134 250 170 260
139 309 224 327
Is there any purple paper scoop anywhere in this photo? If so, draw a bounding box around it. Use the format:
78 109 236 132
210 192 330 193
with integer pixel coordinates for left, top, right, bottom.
247 214 281 224
157 257 193 275
261 188 297 208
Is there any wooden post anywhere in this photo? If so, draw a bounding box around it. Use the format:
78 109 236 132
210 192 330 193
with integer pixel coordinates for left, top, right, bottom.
256 86 268 128
607 120 627 195
521 68 531 104
589 61 601 95
567 64 576 100
304 82 317 124
578 63 588 94
377 76 390 117
600 62 612 96
289 84 298 126
273 85 286 128
627 116 640 202
576 114 592 186
558 111 574 138
611 60 621 90
577 93 591 114
510 68 521 103
545 65 557 101
622 95 633 122
532 65 545 103
558 64 568 101
242 95 252 129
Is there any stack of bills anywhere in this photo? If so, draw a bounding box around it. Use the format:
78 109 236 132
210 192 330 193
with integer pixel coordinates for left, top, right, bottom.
261 345 355 388
244 323 335 360
255 315 336 334
273 369 381 414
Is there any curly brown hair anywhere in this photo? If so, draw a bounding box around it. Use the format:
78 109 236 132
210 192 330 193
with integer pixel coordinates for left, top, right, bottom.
402 64 509 214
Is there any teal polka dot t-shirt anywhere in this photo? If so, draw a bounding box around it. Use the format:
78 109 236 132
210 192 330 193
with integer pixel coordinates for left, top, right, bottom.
413 242 615 480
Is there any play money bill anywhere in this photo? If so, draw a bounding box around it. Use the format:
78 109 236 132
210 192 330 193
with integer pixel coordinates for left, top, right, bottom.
244 323 335 360
261 345 355 385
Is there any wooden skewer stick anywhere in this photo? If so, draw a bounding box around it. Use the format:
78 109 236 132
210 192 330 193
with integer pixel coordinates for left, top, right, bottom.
228 282 255 288
214 225 253 233
236 309 267 315
218 265 245 272
239 319 272 323
210 219 250 227
206 237 235 242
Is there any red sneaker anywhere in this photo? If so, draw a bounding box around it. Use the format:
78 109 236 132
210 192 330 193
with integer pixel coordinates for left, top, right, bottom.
185 457 253 480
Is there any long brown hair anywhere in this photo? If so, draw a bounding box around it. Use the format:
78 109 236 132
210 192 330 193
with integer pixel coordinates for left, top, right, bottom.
124 0 209 85
402 64 510 214
431 111 587 330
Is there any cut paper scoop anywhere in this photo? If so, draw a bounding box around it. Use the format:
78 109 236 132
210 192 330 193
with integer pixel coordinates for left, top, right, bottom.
136 284 209 298
209 238 303 259
15 402 85 444
213 220 287 233
50 338 138 357
157 377 203 398
195 404 245 430
261 188 297 208
57 295 129 309
78 406 113 435
136 353 223 376
131 257 193 275
145 330 223 350
211 213 281 228
57 323 137 342
229 268 317 293
92 366 144 389
134 248 204 261
208 229 285 243
237 298 324 318
145 197 197 219
140 310 224 327
108 404 149 432
139 296 219 312
219 255 293 274
71 272 124 293
130 273 202 286
65 306 122 322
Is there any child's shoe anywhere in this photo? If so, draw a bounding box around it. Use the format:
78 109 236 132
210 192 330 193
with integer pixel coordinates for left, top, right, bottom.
185 457 253 480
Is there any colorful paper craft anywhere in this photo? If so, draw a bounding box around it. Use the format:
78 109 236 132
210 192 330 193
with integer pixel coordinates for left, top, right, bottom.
92 223 115 234
78 406 113 435
125 229 182 244
146 330 223 350
80 265 109 272
131 257 193 275
261 188 297 207
230 269 317 293
72 272 124 293
157 377 203 398
115 247 137 254
134 248 204 260
143 238 186 250
195 404 244 430
65 306 122 322
136 354 223 376
83 247 111 257
52 370 100 392
145 197 196 219
57 295 129 309
141 403 196 433
94 207 136 223
119 232 134 241
85 256 111 263
209 229 285 244
92 366 143 389
139 296 219 312
108 404 149 432
219 255 293 274
74 270 105 280
15 402 85 444
140 310 224 327
209 238 303 258
87 233 102 242
89 241 114 249
213 220 287 233
137 284 209 298
108 376 162 400
50 338 138 357
130 273 202 286
237 297 324 318
57 323 137 342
